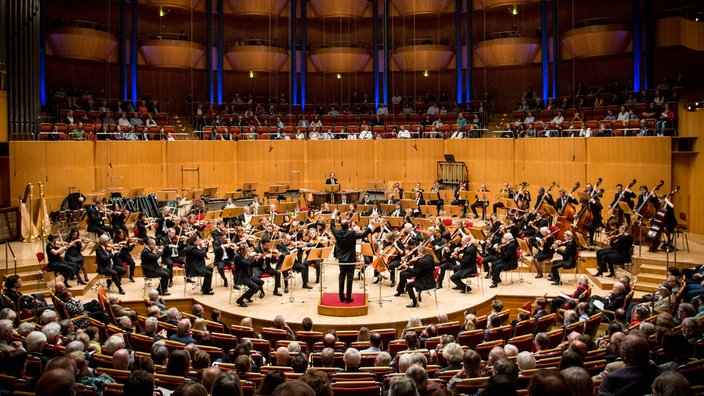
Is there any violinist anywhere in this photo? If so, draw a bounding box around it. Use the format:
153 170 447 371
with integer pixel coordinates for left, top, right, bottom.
160 228 187 287
232 244 264 307
96 234 126 294
65 228 90 284
596 225 633 277
86 200 113 237
184 234 214 295
304 228 324 283
185 214 206 237
522 210 548 241
46 233 81 287
469 183 489 220
401 246 436 308
610 183 636 226
279 214 293 235
110 203 129 236
489 233 519 288
276 234 314 291
213 234 236 288
529 227 555 278
450 235 478 293
113 228 137 282
155 207 176 240
434 232 455 288
141 238 171 295
252 237 283 297
393 239 420 298
374 232 404 286
134 212 150 243
548 231 578 285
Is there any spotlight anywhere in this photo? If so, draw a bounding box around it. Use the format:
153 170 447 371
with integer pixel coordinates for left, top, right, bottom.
423 70 429 77
336 73 342 79
159 8 165 17
249 71 255 78
512 6 518 15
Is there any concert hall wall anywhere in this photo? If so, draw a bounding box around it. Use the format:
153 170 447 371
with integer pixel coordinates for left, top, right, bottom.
10 136 682 228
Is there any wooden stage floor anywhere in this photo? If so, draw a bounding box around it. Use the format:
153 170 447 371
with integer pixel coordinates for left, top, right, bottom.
3 232 703 330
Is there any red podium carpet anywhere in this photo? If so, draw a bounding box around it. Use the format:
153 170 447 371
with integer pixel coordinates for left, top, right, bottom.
318 292 368 316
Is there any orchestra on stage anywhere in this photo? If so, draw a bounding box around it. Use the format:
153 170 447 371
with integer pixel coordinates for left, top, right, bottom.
43 175 680 308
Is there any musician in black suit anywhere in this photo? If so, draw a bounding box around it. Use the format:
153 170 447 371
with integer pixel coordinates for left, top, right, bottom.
434 232 455 288
141 239 171 295
389 203 405 217
428 180 444 211
596 225 633 277
610 183 636 225
154 207 176 240
362 201 382 217
252 238 282 297
492 183 513 214
237 206 253 227
470 184 489 219
213 234 236 288
96 234 126 294
359 193 372 205
184 235 214 295
403 246 436 308
533 186 555 211
325 172 338 185
160 228 186 287
410 192 426 217
86 201 113 237
549 231 578 285
489 233 519 288
554 189 578 214
330 209 372 303
450 236 478 292
233 245 264 308
276 234 313 292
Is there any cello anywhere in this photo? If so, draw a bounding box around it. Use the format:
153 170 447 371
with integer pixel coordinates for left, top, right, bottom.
645 186 679 251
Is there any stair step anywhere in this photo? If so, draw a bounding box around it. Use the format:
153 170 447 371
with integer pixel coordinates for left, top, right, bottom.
634 282 660 293
636 273 667 284
585 269 615 291
639 264 669 275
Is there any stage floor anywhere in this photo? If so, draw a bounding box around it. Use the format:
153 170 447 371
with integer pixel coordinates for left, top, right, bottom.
4 232 703 330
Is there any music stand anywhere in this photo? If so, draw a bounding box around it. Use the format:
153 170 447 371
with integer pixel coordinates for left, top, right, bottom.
574 232 589 249
242 183 257 198
364 243 392 307
380 204 396 214
468 227 485 241
202 187 219 198
309 247 333 294
280 252 305 304
126 187 145 197
201 227 213 240
325 184 340 204
204 210 221 223
221 207 242 220
400 199 415 210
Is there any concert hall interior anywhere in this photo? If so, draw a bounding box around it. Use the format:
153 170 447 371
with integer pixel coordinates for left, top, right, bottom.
1 0 704 394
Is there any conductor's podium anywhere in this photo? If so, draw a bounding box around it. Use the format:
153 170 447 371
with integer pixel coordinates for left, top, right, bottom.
317 261 369 317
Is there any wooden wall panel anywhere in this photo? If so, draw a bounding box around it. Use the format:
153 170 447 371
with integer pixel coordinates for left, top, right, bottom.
445 138 516 194
93 142 165 195
237 141 306 194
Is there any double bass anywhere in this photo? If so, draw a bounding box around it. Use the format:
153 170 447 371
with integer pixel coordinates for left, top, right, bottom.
645 186 679 251
632 180 664 243
555 182 580 240
607 179 637 227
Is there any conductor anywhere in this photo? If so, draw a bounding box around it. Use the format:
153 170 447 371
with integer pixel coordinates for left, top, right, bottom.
330 209 372 303
325 172 338 185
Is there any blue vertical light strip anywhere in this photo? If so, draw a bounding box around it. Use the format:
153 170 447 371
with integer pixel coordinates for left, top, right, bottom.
382 0 389 106
39 0 46 106
541 0 549 101
632 0 641 92
131 0 138 105
372 0 379 108
643 0 652 90
465 0 472 102
300 0 307 111
217 0 224 104
455 0 463 103
120 0 127 101
290 0 297 107
206 0 213 103
551 0 559 98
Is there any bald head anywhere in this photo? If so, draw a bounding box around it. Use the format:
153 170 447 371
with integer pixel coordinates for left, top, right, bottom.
275 346 289 365
113 349 130 370
35 369 76 396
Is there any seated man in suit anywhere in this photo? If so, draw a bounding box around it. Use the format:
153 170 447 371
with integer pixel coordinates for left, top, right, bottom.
401 246 436 308
549 231 578 286
96 234 126 294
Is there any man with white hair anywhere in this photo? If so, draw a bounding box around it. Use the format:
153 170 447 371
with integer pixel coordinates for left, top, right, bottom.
170 318 196 344
388 376 418 396
142 316 163 340
103 334 126 355
341 348 363 372
489 233 519 288
164 307 181 325
96 234 126 294
516 351 536 372
41 322 62 345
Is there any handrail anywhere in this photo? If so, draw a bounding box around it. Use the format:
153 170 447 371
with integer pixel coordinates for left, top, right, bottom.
5 241 17 275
